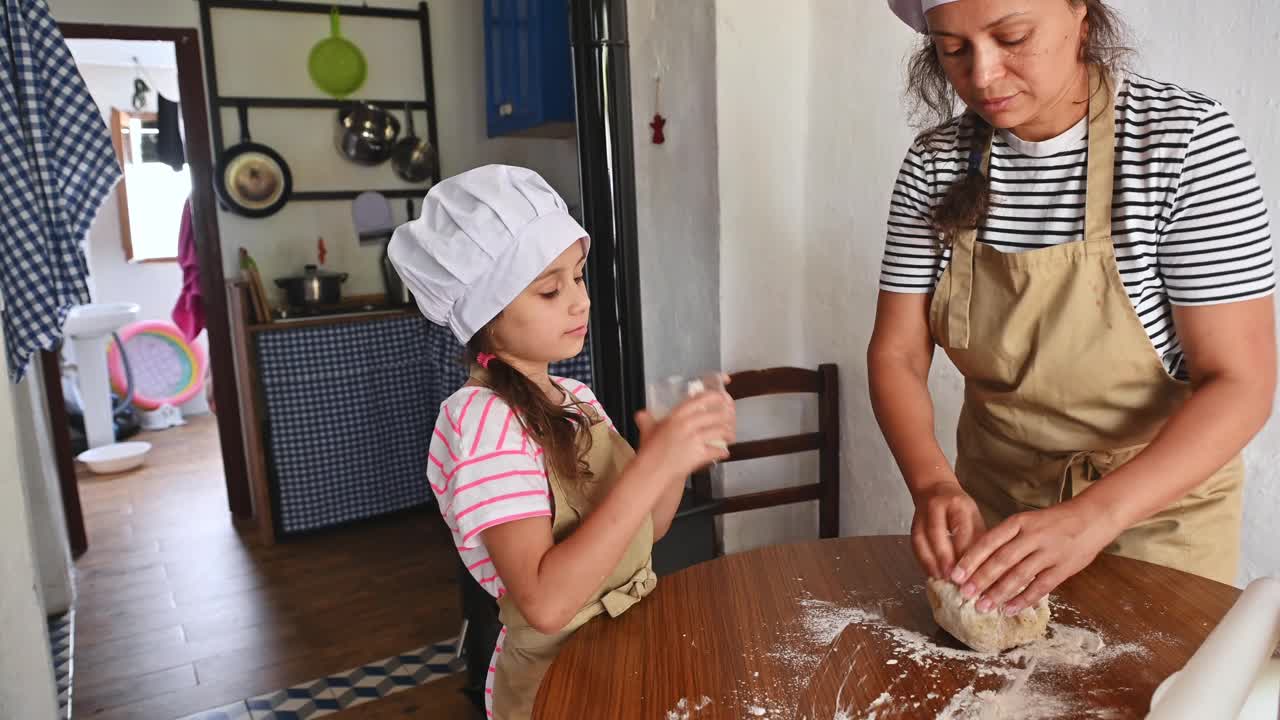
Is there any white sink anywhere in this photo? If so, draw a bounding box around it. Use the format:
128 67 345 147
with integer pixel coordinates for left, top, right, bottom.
64 302 140 339
63 302 140 449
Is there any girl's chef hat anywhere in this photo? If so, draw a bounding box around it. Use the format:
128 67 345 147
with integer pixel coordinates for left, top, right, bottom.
388 164 589 344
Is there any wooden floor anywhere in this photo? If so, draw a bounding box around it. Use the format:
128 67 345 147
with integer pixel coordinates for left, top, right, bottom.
72 415 482 719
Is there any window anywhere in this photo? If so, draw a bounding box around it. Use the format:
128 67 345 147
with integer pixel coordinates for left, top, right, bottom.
109 109 191 263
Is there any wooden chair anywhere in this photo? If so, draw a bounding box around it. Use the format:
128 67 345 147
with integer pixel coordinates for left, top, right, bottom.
691 364 840 554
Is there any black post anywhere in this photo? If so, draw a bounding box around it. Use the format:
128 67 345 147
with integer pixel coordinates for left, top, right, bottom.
569 0 645 445
417 2 440 163
198 0 224 156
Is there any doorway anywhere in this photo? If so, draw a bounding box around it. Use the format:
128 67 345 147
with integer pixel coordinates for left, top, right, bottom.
50 24 251 560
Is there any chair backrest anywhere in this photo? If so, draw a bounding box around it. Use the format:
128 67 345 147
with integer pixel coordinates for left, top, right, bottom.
691 364 840 544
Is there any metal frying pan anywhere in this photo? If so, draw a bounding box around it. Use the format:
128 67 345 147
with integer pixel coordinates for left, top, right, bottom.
215 104 292 218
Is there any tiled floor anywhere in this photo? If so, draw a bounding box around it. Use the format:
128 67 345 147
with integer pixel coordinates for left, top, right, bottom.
72 415 478 719
174 640 464 720
49 610 74 719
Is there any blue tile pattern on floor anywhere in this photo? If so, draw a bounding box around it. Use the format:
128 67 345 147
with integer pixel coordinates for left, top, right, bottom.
324 639 464 713
47 611 73 720
186 638 462 720
247 679 333 720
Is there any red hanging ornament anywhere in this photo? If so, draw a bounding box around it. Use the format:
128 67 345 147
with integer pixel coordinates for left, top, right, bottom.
650 113 666 145
650 76 666 145
317 236 327 265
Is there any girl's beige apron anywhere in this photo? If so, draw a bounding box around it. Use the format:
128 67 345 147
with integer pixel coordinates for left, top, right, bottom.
490 415 655 719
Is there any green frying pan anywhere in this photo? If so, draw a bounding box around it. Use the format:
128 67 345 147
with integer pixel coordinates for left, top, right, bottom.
308 7 366 99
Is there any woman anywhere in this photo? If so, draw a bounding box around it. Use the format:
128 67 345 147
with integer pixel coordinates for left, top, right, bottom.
870 0 1276 617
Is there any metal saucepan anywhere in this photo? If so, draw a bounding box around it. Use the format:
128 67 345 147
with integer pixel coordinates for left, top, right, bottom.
216 103 292 218
275 265 349 307
336 102 400 165
390 104 438 183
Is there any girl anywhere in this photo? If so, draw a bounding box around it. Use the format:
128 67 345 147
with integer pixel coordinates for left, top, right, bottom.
389 164 736 719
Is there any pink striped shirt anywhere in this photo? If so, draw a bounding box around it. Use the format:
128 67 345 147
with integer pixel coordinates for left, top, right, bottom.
431 377 615 719
428 376 612 600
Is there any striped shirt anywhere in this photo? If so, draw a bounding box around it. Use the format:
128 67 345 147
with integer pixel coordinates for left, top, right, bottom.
429 376 611 600
880 74 1275 379
428 377 612 718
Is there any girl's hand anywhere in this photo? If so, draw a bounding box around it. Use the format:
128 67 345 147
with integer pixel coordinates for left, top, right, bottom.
633 390 736 481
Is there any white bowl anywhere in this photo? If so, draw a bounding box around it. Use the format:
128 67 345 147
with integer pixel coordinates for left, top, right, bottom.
77 441 152 475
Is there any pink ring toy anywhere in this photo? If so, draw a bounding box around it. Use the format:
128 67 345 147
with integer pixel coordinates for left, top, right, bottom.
107 321 207 411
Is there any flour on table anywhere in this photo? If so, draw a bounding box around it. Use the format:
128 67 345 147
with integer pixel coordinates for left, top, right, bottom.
667 587 1149 720
664 695 712 720
779 593 1149 720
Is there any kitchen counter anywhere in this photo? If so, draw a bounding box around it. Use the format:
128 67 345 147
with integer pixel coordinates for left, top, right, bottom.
247 305 420 333
254 313 445 535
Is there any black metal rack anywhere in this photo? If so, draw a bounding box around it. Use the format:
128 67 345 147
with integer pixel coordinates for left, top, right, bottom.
197 0 439 202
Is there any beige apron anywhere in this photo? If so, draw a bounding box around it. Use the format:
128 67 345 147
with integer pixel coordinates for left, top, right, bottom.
490 415 656 719
928 66 1244 584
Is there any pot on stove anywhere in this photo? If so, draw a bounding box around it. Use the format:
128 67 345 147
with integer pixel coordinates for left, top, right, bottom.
275 265 349 307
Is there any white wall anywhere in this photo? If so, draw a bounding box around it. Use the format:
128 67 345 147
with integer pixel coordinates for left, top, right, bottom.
11 368 75 614
627 0 721 381
716 1 923 553
716 2 823 552
716 0 1280 583
0 322 61 720
47 0 581 301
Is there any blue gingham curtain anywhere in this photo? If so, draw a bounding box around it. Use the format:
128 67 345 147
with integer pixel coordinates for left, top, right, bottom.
0 0 121 381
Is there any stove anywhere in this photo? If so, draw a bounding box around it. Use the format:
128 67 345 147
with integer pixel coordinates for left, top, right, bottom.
273 303 412 321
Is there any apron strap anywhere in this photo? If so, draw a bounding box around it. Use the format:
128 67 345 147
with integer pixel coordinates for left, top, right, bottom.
943 117 993 349
1084 65 1117 244
943 65 1117 349
1059 450 1094 503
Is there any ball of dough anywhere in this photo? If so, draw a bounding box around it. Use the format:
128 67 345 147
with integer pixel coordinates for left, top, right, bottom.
926 578 1050 653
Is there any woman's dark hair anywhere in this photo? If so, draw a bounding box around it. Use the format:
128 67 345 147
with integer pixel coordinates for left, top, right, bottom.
903 0 1132 245
466 328 593 483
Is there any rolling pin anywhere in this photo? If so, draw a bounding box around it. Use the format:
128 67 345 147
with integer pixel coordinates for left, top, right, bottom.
1147 577 1280 720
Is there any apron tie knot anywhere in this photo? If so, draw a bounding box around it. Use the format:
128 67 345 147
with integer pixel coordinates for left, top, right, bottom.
1058 444 1147 502
600 564 657 618
1059 450 1096 503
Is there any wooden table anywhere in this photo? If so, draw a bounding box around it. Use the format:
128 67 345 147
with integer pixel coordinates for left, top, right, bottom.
534 536 1240 719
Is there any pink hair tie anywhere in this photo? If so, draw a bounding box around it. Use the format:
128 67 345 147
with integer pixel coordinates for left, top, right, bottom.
476 352 497 369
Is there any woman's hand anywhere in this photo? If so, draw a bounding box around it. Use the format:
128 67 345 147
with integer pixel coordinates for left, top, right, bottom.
633 389 736 482
910 480 986 580
950 500 1119 615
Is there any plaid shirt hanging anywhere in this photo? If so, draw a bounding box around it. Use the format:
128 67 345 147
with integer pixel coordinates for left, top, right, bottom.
0 0 121 381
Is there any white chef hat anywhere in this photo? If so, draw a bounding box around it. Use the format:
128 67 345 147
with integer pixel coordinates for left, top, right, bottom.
388 164 589 344
888 0 962 33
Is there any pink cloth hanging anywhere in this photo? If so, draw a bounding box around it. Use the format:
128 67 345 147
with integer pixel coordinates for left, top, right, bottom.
170 197 205 341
